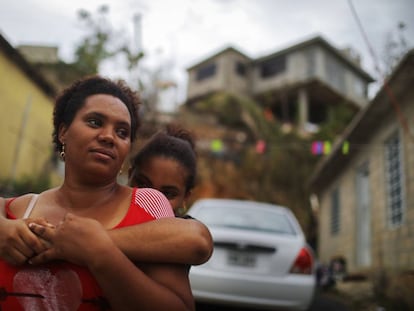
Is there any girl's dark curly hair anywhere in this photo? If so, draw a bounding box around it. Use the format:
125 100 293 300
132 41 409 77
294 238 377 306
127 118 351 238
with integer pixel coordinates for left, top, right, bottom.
130 124 197 193
52 75 141 152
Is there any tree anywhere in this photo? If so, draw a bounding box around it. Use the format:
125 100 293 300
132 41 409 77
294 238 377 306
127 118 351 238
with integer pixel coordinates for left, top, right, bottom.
382 22 409 78
73 5 143 77
186 93 319 245
73 5 178 117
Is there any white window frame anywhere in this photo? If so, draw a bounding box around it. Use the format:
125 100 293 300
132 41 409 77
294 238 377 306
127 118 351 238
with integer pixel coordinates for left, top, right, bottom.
384 130 405 228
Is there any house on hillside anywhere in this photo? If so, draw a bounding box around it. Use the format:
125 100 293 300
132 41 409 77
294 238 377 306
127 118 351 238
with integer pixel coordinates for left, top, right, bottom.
0 32 62 191
17 45 59 64
17 44 84 92
308 49 414 275
187 47 252 101
186 36 374 132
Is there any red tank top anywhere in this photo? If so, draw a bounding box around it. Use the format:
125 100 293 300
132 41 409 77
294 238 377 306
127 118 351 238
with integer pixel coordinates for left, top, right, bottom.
0 188 174 310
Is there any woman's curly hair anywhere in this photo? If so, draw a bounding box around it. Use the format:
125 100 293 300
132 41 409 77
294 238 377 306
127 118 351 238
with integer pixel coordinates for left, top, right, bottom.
52 75 141 152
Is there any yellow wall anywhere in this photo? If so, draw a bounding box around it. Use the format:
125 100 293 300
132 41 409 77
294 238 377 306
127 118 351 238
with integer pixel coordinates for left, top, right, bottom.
0 49 59 184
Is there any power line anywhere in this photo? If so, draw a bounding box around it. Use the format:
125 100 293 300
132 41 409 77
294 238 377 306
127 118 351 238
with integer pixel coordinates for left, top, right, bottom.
347 0 414 144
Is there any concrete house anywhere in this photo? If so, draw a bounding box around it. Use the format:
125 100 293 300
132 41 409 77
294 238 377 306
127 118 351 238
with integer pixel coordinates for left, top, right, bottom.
186 36 374 132
187 46 252 101
308 49 414 274
16 44 84 92
0 32 61 189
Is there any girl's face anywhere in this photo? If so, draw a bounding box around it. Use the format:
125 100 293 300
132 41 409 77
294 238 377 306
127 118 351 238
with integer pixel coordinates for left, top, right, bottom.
130 156 190 214
59 94 132 182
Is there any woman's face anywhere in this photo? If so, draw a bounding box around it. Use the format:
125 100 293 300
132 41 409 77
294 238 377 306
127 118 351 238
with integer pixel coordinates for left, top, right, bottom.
59 94 132 181
130 156 190 213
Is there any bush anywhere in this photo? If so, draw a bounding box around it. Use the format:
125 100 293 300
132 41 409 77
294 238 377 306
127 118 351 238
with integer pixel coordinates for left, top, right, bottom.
0 174 51 197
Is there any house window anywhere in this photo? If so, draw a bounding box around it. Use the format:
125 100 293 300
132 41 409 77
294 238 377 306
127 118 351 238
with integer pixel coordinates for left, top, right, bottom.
259 55 286 78
330 188 340 234
235 61 246 76
196 63 217 81
385 131 405 227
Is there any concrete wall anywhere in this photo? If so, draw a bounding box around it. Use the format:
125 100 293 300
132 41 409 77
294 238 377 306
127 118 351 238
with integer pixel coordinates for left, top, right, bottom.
0 48 56 182
186 49 250 100
317 85 414 273
17 45 59 64
250 45 369 109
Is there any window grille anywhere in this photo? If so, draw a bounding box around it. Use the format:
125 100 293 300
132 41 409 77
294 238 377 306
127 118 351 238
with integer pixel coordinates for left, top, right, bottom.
330 188 340 234
384 131 405 227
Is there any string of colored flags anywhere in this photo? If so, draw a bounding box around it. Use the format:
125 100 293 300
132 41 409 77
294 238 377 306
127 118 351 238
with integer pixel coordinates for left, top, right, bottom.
311 141 349 155
209 139 350 155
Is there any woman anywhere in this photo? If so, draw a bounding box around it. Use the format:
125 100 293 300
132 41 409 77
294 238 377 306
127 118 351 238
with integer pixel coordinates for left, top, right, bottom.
0 199 212 267
128 124 197 216
0 76 197 310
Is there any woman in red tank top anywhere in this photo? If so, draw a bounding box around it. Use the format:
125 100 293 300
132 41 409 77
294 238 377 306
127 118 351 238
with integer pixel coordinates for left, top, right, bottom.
0 76 204 311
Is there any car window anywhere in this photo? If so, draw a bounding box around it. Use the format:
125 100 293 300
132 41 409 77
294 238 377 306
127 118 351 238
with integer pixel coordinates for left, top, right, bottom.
193 202 297 235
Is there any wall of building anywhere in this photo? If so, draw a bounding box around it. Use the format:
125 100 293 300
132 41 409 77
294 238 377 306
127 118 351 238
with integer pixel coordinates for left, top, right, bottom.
251 55 291 95
250 44 369 109
317 166 356 269
187 59 221 100
222 50 250 96
320 49 369 108
17 45 59 64
317 86 414 273
363 100 414 271
187 50 250 100
0 49 56 183
343 70 369 108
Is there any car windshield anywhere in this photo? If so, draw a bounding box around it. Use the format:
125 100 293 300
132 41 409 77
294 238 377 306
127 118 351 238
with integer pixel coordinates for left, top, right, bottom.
193 202 297 235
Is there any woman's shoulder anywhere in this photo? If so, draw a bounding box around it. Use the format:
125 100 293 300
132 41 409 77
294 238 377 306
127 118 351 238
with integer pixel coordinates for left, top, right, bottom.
7 187 57 218
7 193 39 218
132 187 174 219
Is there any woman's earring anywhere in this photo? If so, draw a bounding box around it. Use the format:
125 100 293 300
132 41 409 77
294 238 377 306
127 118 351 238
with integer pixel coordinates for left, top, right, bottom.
60 143 66 160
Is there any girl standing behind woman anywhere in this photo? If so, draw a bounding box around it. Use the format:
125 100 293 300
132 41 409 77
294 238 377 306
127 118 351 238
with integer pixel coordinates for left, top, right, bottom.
128 124 197 217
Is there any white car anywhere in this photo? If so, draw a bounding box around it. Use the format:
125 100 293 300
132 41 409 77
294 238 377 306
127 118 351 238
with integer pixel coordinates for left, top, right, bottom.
188 198 316 311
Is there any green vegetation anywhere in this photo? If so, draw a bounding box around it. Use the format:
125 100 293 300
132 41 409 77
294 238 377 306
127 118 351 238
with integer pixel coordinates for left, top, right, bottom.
0 174 51 197
73 5 143 76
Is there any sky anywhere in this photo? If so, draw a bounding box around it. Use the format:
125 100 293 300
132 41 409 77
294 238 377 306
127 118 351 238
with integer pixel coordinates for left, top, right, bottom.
0 0 413 111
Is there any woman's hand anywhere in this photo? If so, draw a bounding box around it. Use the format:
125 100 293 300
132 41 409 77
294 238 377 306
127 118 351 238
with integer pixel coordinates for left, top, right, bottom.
29 214 195 310
28 213 116 267
0 217 50 266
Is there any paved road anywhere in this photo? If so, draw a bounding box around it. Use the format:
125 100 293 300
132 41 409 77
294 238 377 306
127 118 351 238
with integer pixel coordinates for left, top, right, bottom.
308 291 351 311
196 290 351 311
